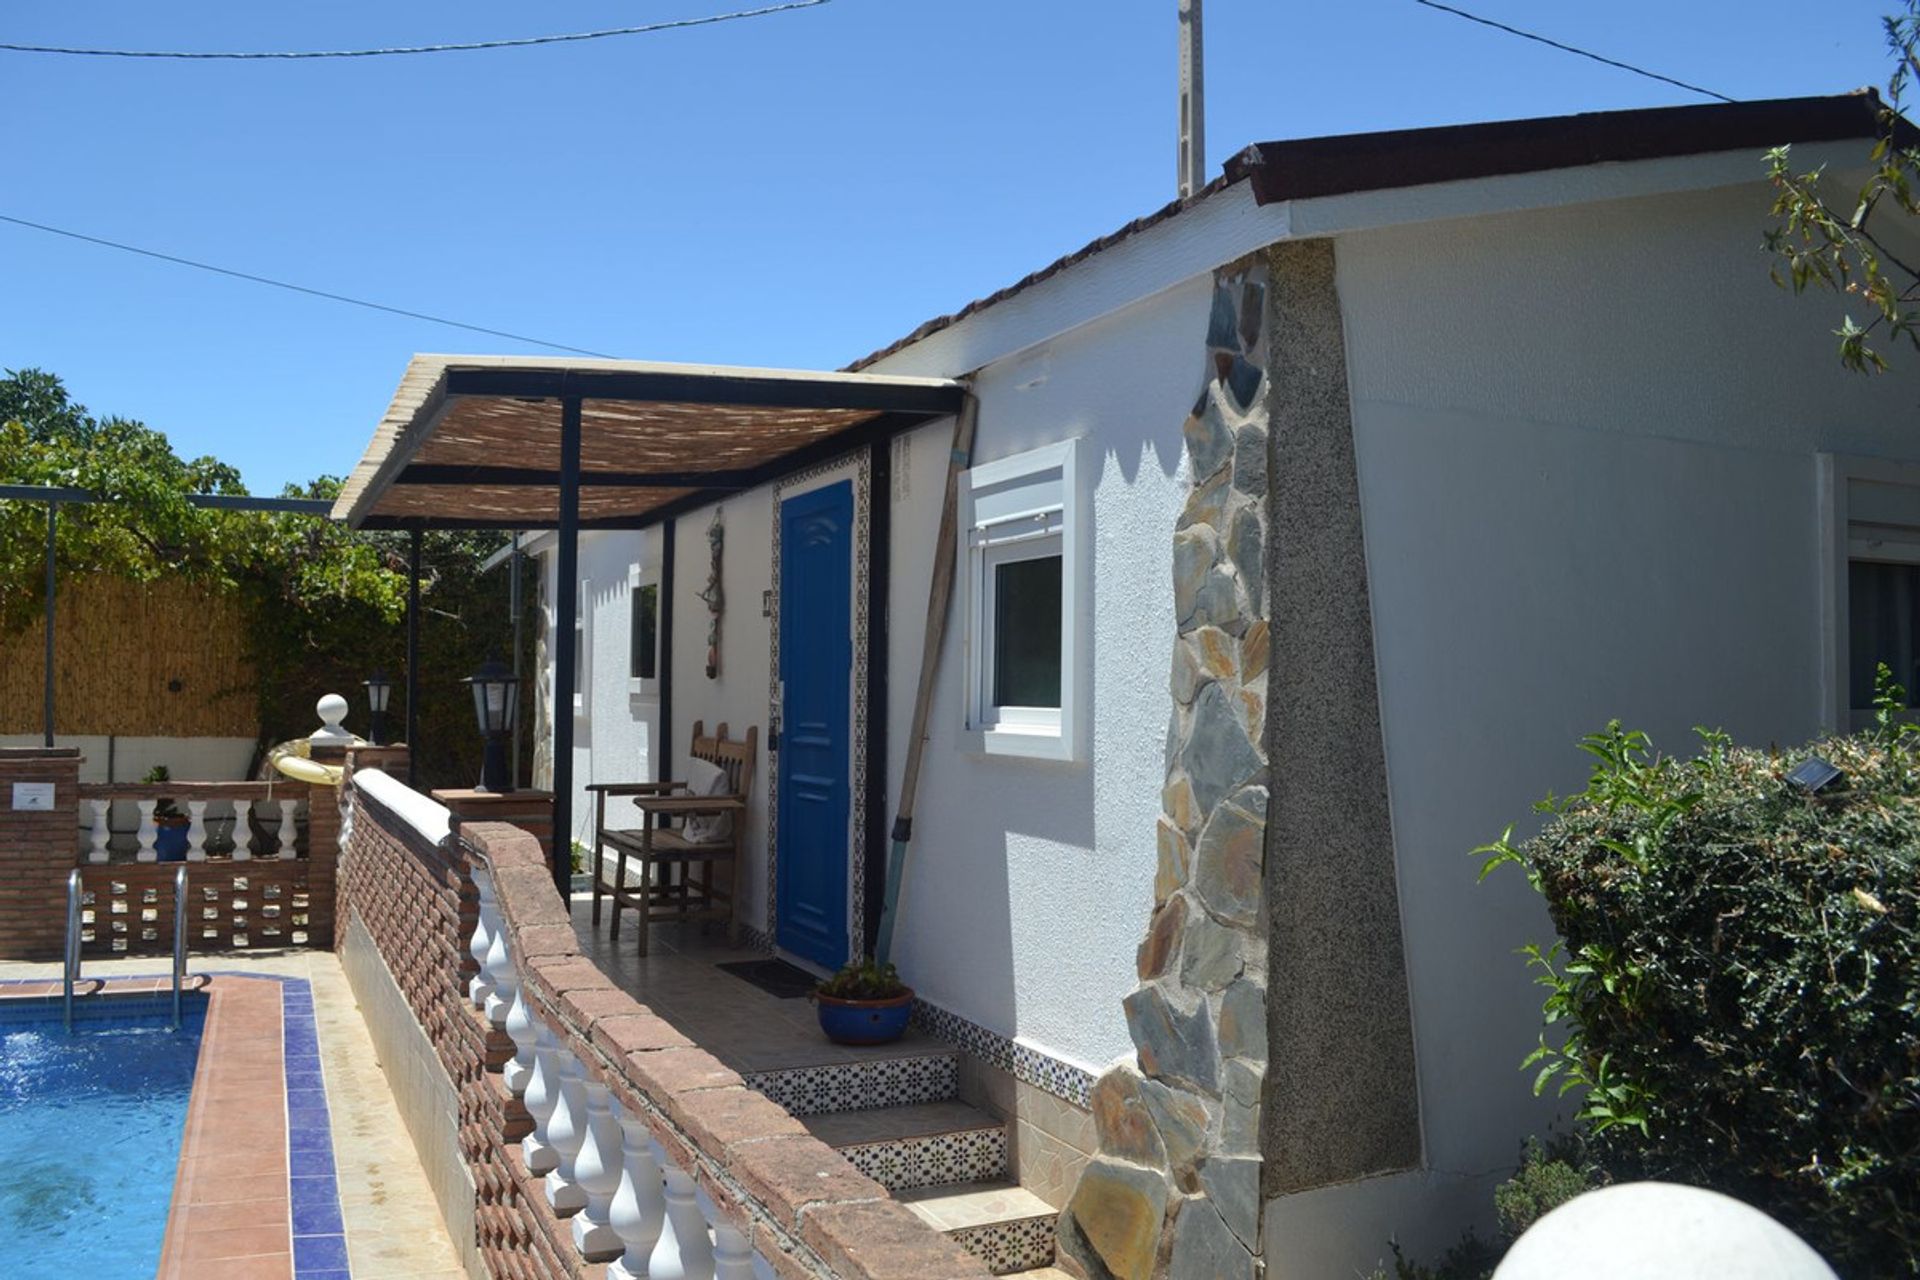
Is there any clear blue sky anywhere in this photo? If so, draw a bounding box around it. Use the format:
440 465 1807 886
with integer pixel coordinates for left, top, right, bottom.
0 1 1899 492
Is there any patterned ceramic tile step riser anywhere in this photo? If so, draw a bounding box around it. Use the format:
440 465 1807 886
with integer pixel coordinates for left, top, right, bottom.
838 1127 1008 1192
901 1182 1059 1277
742 1052 958 1116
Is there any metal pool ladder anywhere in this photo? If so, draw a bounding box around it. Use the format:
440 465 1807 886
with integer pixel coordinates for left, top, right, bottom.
172 865 189 1028
62 868 81 1031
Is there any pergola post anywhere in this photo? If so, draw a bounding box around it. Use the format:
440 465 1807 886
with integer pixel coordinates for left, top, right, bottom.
43 499 57 748
551 394 583 897
406 528 422 786
509 531 523 790
658 518 675 787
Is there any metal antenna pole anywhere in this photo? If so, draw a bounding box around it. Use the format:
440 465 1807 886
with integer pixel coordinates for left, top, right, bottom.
1178 0 1206 200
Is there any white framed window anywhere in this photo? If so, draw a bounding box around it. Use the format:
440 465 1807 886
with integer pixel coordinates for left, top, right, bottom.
628 562 661 699
1821 454 1920 730
960 438 1081 760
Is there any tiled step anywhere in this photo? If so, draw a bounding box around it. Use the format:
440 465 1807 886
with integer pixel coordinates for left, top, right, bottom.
899 1180 1058 1276
803 1100 1008 1191
742 1049 957 1117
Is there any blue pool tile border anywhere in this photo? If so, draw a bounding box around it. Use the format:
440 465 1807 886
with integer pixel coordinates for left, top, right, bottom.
1 972 354 1277
280 977 350 1279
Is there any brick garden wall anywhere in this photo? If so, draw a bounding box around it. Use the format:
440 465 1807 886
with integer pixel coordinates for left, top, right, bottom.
338 762 990 1280
0 748 82 960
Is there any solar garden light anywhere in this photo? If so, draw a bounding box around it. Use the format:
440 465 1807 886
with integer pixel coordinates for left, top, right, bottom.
465 658 520 794
363 669 392 745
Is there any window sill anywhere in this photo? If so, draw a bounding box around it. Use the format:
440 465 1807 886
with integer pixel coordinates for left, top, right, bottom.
963 723 1076 763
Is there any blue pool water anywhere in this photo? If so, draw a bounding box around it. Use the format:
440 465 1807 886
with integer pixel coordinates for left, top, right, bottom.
0 998 207 1279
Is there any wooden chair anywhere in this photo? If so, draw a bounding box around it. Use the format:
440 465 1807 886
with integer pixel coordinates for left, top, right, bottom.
587 721 757 955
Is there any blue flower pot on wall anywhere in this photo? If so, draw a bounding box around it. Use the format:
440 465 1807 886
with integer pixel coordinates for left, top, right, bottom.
815 989 914 1046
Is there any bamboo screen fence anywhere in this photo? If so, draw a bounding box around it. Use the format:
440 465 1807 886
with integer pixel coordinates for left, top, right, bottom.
0 576 257 737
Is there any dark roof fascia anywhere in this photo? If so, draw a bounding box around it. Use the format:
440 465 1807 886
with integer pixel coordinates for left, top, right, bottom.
441 366 965 416
1224 90 1901 207
849 91 1903 373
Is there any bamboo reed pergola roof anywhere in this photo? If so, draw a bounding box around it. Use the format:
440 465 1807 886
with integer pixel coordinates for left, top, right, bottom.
333 355 968 530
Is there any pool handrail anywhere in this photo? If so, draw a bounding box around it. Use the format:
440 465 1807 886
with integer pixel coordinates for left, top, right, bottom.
172 865 188 1028
63 867 81 1031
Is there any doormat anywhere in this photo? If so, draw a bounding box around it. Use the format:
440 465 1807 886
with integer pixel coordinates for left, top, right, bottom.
716 959 818 1000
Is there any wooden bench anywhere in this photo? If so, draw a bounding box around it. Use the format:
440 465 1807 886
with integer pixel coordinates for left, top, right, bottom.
587 721 757 955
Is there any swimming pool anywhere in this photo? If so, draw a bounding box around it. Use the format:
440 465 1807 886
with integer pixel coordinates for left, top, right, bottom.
0 996 208 1279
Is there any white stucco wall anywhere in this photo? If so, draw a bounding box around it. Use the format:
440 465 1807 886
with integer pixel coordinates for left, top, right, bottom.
874 277 1205 1074
1266 177 1920 1276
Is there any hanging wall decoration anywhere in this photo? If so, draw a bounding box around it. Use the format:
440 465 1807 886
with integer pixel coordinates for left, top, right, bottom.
700 510 724 678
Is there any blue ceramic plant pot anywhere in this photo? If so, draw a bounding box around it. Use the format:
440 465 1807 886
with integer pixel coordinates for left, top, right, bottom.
815 988 913 1046
155 820 190 862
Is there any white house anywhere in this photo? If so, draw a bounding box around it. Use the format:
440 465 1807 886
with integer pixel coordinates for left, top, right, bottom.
333 91 1920 1278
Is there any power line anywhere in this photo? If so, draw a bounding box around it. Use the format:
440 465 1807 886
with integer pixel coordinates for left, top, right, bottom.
0 0 828 60
1412 0 1736 104
0 212 617 357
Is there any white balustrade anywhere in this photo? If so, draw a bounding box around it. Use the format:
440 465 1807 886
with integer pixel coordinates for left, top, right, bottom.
135 800 159 862
186 800 209 862
544 1052 590 1215
606 1111 665 1280
231 800 253 861
652 1165 715 1280
87 799 110 864
571 1082 626 1260
504 985 537 1096
483 927 514 1030
713 1224 754 1280
521 1024 562 1175
468 873 497 1008
275 799 299 858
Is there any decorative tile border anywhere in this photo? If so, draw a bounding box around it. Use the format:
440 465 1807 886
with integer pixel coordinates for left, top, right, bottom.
949 1213 1057 1274
743 1052 957 1117
839 1126 1008 1192
767 452 874 958
282 978 350 1279
911 1000 1097 1110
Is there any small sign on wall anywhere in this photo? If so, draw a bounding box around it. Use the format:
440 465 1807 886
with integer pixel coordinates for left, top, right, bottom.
11 782 55 811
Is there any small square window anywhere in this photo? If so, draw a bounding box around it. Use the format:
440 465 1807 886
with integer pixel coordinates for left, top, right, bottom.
960 438 1081 760
628 562 661 698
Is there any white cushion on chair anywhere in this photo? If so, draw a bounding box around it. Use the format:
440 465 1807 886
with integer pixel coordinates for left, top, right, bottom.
681 757 734 845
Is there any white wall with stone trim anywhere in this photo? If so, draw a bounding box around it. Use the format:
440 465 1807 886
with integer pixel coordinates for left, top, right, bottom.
1281 176 1920 1276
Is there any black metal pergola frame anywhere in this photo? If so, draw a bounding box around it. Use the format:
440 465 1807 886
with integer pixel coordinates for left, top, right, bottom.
0 483 334 750
334 360 967 898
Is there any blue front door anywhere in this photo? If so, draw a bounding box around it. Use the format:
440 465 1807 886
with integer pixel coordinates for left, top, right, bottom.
777 481 852 969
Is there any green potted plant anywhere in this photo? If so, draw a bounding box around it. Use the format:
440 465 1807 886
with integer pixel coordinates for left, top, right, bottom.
143 765 190 862
814 957 913 1045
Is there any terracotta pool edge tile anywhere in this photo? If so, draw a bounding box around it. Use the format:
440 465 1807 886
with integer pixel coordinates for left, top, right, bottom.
157 976 290 1280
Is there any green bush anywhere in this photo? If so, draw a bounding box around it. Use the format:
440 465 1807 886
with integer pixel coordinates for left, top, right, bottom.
1365 1137 1602 1280
1478 690 1920 1276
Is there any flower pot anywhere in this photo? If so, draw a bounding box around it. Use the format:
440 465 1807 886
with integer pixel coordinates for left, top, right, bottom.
155 816 190 862
815 987 914 1046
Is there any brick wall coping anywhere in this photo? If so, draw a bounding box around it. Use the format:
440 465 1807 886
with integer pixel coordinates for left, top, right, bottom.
78 780 304 801
459 816 992 1280
0 746 80 759
354 768 453 847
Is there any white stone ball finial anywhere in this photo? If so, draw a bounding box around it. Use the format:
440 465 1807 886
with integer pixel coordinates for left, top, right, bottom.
312 693 353 743
1494 1182 1838 1280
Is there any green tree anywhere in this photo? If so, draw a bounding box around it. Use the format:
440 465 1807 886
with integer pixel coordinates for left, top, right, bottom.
1 366 530 785
1767 2 1920 372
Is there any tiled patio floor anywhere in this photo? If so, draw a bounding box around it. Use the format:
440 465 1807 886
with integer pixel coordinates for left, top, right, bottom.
570 898 943 1073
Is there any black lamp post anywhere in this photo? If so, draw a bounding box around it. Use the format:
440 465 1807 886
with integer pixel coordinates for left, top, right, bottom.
464 658 520 794
363 670 392 746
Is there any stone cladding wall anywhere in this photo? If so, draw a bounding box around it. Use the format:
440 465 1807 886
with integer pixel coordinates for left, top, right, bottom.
1059 260 1273 1280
